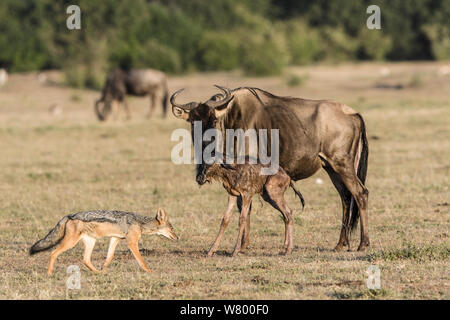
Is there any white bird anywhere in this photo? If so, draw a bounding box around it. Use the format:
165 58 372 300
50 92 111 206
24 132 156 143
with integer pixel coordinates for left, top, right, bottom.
0 69 8 87
380 67 391 77
438 65 449 76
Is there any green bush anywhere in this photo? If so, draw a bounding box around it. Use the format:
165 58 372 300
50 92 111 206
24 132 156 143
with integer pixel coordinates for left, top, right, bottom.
284 20 322 65
145 3 203 71
64 64 105 90
285 73 309 87
109 40 182 74
63 39 108 90
240 28 290 76
1 0 449 83
423 24 450 60
198 32 240 71
137 40 182 73
319 27 358 62
356 28 393 61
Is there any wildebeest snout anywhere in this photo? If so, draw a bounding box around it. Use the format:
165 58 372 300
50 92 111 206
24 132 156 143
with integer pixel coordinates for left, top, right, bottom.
196 173 207 185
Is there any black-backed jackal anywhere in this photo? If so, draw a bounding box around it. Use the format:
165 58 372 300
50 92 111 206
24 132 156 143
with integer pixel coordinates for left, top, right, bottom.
29 208 178 274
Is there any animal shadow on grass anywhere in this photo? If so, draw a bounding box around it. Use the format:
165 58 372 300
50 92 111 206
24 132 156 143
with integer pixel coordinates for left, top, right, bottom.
304 280 364 289
171 249 205 258
112 249 156 259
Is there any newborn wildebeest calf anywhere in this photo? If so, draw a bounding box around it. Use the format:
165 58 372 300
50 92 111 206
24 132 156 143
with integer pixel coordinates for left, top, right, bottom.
197 161 305 257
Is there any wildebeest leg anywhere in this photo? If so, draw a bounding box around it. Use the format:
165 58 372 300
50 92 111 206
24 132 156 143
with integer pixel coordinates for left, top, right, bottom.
207 195 236 257
231 196 251 257
323 156 369 251
341 172 369 251
237 196 252 252
262 175 294 254
323 165 352 252
147 93 157 118
112 100 120 121
123 99 131 120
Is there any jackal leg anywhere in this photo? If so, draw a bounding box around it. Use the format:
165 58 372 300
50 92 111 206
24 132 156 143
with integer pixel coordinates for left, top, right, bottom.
82 235 100 273
47 220 82 275
102 237 121 271
207 195 236 257
127 226 151 272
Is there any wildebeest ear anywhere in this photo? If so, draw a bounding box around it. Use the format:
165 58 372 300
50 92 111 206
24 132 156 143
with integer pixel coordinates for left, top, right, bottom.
213 95 234 118
172 106 190 120
156 208 167 223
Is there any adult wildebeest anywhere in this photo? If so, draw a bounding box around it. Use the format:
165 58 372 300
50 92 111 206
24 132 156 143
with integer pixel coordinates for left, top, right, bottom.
95 68 168 121
170 86 369 253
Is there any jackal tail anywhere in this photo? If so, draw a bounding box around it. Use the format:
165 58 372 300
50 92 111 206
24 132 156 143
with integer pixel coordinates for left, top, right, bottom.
29 216 69 255
290 181 305 210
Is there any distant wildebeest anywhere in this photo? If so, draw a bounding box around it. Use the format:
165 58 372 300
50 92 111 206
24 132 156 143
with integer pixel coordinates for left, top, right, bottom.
171 86 369 253
198 161 305 256
95 68 168 121
0 68 8 87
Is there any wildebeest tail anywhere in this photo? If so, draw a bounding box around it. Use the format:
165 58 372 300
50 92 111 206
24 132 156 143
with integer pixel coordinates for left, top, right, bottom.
350 114 369 231
29 216 69 255
290 181 305 210
162 78 168 117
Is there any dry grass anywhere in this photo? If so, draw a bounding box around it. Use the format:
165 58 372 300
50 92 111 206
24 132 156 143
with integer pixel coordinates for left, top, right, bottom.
0 62 449 299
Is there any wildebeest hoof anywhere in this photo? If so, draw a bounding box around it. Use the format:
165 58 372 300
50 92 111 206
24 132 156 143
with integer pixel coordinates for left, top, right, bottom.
357 244 368 252
280 247 292 255
357 240 370 251
231 251 240 257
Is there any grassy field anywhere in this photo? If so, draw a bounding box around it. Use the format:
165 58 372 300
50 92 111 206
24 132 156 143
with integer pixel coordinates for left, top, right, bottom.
0 62 448 299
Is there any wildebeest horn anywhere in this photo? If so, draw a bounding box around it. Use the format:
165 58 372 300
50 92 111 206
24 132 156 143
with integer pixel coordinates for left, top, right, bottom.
206 85 234 108
170 88 197 110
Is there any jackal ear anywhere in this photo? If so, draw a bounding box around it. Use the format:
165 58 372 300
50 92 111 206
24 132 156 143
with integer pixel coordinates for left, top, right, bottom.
156 208 167 223
213 96 234 119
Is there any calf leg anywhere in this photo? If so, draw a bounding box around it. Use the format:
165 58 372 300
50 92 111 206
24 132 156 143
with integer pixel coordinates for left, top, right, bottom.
262 175 294 254
231 196 251 257
207 195 236 257
237 197 252 253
